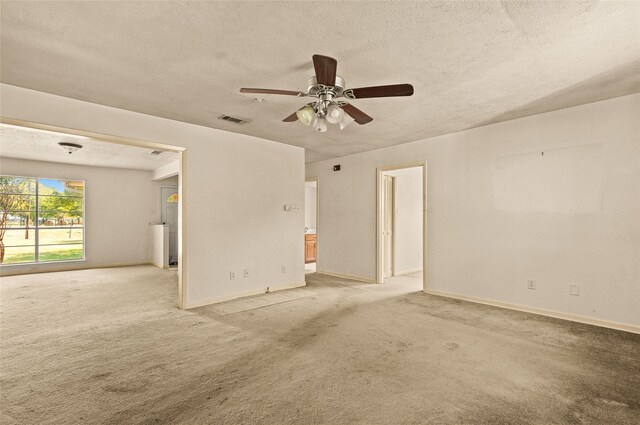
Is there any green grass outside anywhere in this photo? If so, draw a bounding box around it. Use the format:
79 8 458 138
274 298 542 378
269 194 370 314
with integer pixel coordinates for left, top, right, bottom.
3 248 84 264
2 251 35 264
1 227 84 264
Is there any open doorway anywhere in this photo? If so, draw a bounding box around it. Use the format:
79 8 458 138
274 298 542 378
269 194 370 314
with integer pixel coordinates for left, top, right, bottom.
304 178 318 274
382 174 396 279
159 183 179 268
0 118 187 308
377 162 426 291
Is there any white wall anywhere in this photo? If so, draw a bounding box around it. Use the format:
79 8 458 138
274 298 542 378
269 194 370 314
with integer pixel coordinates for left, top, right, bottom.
305 183 317 230
306 94 640 327
385 167 422 275
152 160 179 180
0 158 154 274
1 84 306 308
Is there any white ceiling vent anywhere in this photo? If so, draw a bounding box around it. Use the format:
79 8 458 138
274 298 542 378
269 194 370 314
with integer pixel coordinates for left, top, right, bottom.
148 150 163 155
218 114 250 125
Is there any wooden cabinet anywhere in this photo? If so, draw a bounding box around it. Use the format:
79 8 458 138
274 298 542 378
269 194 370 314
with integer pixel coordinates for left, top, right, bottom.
305 234 316 263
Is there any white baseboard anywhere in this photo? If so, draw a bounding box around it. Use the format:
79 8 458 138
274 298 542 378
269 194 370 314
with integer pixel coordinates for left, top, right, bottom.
0 261 151 277
425 288 640 335
185 281 307 309
393 267 423 276
315 270 377 283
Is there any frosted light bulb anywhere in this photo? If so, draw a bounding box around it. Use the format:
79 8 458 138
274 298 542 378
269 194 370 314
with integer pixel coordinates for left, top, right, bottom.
325 104 345 124
296 105 315 126
339 112 355 130
312 116 327 132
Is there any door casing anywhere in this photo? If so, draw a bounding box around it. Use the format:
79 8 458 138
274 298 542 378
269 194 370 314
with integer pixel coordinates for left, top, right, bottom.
0 117 188 309
382 174 395 278
160 186 179 265
304 177 319 271
376 161 427 291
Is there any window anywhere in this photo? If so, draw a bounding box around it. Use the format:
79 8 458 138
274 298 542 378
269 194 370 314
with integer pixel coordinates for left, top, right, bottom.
0 176 85 265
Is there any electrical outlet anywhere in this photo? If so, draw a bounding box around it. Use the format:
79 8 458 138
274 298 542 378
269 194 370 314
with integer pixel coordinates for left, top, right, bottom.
569 284 580 296
244 269 249 278
281 266 286 273
230 271 235 280
527 279 536 290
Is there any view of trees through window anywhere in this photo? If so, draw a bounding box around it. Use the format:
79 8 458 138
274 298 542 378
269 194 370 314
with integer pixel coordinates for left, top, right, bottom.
0 176 84 264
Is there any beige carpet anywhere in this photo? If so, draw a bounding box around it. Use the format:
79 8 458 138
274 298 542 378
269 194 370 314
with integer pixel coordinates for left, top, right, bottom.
210 288 316 316
1 265 638 424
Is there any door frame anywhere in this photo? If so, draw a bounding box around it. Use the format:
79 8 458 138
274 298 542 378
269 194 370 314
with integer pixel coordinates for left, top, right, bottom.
160 185 179 265
376 161 427 292
382 174 396 278
305 177 319 269
0 117 188 309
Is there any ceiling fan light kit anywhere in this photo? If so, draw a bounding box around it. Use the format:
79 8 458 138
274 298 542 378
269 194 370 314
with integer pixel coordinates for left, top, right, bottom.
296 105 315 126
326 104 345 124
240 54 414 132
338 113 355 130
312 116 328 133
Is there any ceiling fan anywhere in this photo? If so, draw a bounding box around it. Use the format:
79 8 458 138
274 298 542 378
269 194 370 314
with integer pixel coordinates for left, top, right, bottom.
240 55 414 132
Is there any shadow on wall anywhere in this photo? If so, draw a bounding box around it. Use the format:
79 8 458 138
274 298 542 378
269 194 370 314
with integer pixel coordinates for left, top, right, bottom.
469 61 640 130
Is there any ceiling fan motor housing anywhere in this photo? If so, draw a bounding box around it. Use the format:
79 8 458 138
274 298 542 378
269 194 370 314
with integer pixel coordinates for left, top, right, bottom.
307 75 345 97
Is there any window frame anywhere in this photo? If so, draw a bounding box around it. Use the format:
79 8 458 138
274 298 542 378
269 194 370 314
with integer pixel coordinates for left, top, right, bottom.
0 174 86 266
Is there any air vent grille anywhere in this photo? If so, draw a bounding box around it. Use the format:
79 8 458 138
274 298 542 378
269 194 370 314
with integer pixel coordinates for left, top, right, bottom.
148 150 163 155
218 114 250 125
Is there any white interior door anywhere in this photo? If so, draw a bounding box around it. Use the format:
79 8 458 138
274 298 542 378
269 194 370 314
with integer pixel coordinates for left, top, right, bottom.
383 175 394 278
160 186 179 265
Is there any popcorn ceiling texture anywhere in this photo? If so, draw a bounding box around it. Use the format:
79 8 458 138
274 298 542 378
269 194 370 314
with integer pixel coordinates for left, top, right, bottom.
0 125 179 170
1 1 638 162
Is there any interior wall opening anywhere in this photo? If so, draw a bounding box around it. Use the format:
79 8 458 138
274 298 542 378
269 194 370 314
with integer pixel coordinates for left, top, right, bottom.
304 178 318 275
377 162 426 291
157 180 179 269
0 119 187 308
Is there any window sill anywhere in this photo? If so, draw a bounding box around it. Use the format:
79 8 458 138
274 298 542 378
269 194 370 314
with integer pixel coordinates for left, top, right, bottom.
0 258 87 267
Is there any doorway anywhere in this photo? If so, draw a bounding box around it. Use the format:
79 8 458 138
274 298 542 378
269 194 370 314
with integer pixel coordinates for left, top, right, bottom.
383 175 395 278
0 117 188 309
160 185 179 267
304 178 318 274
377 162 426 291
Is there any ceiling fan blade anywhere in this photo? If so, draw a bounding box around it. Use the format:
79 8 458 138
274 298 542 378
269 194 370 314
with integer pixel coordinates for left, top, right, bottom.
342 103 373 125
240 88 305 96
282 111 299 122
347 84 414 99
313 54 337 86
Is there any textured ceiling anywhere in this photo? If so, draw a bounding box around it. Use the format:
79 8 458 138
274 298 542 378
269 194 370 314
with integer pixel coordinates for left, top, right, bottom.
0 124 179 171
1 1 638 163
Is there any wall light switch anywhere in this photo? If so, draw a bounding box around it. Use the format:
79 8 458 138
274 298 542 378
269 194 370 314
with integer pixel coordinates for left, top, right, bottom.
527 279 536 290
569 285 580 296
244 269 249 278
230 271 235 280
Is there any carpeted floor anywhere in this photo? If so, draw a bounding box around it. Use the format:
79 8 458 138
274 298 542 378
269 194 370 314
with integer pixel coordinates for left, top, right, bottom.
1 265 638 424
